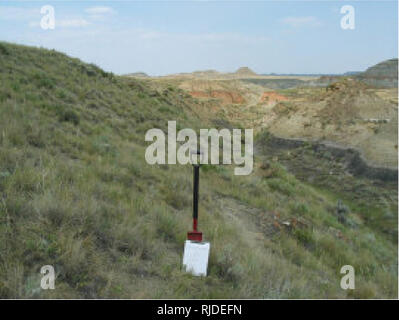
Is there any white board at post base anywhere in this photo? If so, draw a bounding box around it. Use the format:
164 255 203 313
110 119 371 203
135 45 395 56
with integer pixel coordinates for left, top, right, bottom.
182 240 210 276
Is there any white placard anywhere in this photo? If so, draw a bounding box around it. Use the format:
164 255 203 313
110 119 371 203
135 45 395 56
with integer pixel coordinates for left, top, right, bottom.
182 240 210 276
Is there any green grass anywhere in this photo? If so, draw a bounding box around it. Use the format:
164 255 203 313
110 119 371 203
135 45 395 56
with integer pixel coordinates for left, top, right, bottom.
0 42 397 298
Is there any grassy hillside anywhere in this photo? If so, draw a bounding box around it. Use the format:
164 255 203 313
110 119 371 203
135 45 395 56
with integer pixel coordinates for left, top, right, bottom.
0 42 397 298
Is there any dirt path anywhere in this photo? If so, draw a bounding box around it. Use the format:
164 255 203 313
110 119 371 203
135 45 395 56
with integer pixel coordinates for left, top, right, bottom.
216 196 276 247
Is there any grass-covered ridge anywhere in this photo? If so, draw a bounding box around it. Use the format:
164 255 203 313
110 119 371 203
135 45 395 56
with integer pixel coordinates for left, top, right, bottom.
0 42 397 298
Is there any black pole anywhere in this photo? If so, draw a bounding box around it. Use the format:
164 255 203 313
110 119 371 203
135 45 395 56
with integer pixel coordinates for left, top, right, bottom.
193 164 199 229
188 150 202 241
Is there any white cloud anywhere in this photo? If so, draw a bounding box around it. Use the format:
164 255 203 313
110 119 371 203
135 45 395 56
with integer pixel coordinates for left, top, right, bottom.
85 6 116 19
57 18 90 28
85 6 115 15
281 16 322 28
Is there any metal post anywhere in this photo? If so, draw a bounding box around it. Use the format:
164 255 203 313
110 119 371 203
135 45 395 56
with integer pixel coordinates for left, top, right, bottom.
187 150 202 242
193 164 199 231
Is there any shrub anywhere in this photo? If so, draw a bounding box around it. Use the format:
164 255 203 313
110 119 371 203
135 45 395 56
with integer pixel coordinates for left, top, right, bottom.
0 43 10 55
163 188 190 210
211 244 244 283
27 131 46 148
294 228 315 248
154 209 183 243
291 202 309 216
59 109 80 125
268 178 295 196
32 72 55 89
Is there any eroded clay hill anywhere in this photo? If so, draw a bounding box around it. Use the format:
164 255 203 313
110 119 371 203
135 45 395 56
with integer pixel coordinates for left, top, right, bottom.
263 79 398 168
159 76 397 169
259 91 288 104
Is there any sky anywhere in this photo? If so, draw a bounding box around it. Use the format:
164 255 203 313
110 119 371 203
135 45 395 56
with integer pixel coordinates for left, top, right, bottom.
0 0 397 75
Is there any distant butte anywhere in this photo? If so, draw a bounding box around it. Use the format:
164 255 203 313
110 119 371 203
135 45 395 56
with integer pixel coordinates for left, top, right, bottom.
234 67 257 76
